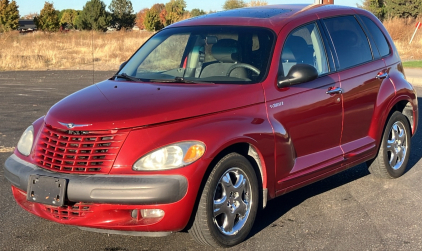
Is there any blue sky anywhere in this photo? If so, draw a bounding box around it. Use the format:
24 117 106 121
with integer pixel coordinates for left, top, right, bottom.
16 0 360 16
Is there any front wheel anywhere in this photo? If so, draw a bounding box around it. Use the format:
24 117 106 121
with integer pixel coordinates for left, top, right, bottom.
189 153 259 248
368 111 411 178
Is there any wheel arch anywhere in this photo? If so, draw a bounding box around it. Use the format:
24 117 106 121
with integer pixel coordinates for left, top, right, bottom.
370 74 417 143
393 100 415 135
372 98 416 143
207 142 268 209
184 141 269 232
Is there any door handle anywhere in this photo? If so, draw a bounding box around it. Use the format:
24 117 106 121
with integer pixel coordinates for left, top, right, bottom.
326 87 343 95
376 72 389 79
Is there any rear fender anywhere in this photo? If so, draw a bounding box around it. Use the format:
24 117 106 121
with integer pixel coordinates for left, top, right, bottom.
369 66 418 145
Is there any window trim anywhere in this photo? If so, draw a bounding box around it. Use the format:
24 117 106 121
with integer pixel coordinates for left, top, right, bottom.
279 21 331 78
321 14 376 72
317 19 337 72
356 14 392 59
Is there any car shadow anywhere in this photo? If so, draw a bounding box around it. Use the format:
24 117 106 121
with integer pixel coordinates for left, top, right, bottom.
249 163 370 237
248 96 422 238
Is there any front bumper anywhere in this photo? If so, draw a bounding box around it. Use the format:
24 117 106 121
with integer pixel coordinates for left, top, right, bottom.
4 154 195 232
4 154 187 204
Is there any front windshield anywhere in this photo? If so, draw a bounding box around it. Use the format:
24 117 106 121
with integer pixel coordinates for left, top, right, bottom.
118 26 275 84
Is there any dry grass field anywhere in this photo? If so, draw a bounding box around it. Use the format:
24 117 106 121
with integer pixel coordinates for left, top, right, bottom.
0 30 154 71
383 18 422 61
0 17 421 72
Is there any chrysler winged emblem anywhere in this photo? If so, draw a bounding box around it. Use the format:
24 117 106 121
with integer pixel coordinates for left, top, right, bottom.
59 122 92 129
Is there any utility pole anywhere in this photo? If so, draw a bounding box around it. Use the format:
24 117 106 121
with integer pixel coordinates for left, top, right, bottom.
314 0 334 4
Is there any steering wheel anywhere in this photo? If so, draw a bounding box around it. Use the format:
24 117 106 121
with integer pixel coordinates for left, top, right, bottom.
226 63 261 77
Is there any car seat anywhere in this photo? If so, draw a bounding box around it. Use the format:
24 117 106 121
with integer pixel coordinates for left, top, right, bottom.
200 39 248 79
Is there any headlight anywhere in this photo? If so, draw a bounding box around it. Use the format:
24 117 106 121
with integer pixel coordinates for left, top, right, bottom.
17 125 34 156
133 141 206 171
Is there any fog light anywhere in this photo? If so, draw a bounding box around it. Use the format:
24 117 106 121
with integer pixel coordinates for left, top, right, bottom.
141 209 165 218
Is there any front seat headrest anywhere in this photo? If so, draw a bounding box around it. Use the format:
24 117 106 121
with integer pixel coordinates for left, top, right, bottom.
211 39 240 63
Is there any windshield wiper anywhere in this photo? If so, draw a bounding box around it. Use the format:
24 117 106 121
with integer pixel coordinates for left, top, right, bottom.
150 77 213 84
114 73 147 82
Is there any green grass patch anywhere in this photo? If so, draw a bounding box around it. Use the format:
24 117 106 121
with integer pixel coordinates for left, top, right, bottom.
403 61 422 68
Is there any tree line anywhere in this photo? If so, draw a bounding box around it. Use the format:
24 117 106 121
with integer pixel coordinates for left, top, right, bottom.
2 0 420 33
358 0 422 20
0 0 270 33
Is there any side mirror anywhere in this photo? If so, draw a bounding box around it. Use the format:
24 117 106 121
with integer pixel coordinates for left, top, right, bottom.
119 61 127 71
278 64 318 88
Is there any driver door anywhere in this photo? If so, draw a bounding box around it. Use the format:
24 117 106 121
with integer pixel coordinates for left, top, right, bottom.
264 22 344 192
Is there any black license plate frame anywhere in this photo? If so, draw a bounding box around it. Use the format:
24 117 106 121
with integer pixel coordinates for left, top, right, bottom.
27 175 67 207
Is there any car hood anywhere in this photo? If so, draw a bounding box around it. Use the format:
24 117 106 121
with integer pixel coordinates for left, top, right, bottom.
44 80 264 130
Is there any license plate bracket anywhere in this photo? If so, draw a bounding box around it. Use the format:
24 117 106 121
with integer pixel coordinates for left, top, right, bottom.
27 175 67 207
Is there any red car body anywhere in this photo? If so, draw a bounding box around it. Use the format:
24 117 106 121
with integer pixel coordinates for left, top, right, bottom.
4 4 418 246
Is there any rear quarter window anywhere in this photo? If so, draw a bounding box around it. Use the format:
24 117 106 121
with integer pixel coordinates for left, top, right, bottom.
360 15 391 57
323 16 373 70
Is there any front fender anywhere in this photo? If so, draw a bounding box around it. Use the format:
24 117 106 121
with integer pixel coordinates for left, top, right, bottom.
111 103 276 196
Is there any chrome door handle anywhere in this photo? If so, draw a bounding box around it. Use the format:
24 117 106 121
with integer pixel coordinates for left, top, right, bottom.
326 87 343 95
376 72 389 79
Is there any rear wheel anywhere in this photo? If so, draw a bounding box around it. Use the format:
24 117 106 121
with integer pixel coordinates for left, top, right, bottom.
368 111 411 178
189 153 258 248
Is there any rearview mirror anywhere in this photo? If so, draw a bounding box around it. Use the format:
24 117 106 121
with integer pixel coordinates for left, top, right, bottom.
205 36 218 44
278 64 318 88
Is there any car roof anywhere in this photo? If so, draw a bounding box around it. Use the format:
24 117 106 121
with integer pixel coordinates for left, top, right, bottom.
169 4 357 33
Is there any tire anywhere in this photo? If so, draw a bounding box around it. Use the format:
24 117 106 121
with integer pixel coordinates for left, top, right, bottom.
189 153 259 248
368 111 411 179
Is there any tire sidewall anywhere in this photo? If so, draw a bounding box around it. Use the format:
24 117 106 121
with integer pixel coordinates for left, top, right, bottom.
381 112 411 178
205 154 259 247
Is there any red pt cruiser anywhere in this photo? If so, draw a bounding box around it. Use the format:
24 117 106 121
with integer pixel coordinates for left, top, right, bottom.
4 4 418 248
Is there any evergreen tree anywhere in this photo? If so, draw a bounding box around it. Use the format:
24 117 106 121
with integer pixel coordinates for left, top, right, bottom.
34 2 59 32
223 0 246 10
357 0 385 19
358 0 422 20
190 8 206 17
144 3 164 31
73 11 82 30
78 0 111 31
108 0 135 30
0 0 20 32
384 0 422 19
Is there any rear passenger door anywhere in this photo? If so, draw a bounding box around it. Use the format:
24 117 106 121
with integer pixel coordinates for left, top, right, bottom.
322 15 387 161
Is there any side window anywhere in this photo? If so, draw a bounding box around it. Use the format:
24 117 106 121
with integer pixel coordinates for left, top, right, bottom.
360 15 391 57
323 16 373 70
280 23 329 77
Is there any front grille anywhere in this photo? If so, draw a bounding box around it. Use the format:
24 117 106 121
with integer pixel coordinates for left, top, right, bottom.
44 203 92 220
35 125 129 174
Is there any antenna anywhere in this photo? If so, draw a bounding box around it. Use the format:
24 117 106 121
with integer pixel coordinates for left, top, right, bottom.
92 29 94 85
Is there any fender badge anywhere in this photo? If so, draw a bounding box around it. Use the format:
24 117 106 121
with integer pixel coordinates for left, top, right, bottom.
270 102 283 109
58 122 92 129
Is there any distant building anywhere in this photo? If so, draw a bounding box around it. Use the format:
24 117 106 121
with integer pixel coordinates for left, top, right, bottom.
18 19 37 32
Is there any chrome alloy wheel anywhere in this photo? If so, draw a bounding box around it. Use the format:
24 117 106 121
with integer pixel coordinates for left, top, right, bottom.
213 167 252 236
386 121 408 170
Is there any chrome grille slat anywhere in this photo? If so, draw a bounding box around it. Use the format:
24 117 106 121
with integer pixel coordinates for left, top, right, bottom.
35 125 128 174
